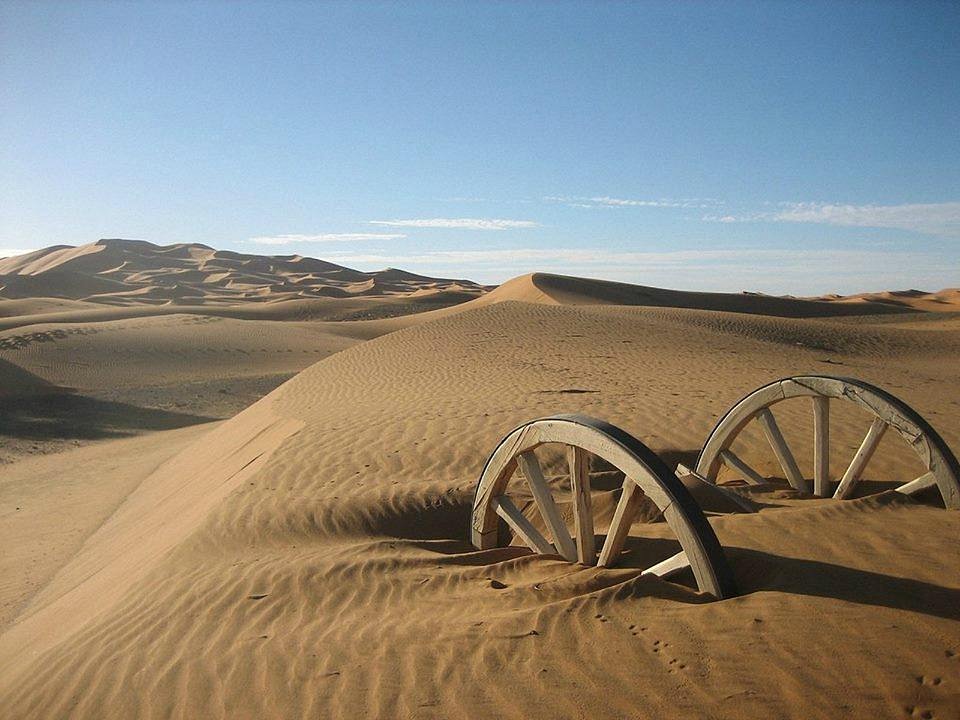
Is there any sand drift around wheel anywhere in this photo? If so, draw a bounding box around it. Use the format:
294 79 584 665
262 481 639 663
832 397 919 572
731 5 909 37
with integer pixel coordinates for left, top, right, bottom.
470 414 738 600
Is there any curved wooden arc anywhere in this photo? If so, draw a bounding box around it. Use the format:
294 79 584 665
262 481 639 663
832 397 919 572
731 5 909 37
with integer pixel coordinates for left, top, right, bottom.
694 375 960 508
471 414 737 599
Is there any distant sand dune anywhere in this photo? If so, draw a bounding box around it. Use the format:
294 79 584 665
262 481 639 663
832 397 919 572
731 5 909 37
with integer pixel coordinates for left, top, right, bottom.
469 272 959 317
0 239 487 310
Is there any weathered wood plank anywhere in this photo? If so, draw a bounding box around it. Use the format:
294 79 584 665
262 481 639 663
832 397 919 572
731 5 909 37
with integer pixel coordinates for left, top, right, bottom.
517 451 578 561
492 496 556 555
834 417 887 499
641 550 690 580
895 471 937 496
812 396 830 497
597 478 644 567
756 408 809 492
567 444 596 565
719 448 766 485
676 464 758 513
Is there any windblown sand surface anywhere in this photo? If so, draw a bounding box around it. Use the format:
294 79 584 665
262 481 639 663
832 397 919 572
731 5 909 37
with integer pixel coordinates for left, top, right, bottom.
1 269 959 719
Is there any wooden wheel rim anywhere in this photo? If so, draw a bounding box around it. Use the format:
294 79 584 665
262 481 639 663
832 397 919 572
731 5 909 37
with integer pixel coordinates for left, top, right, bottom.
694 375 960 508
471 414 737 600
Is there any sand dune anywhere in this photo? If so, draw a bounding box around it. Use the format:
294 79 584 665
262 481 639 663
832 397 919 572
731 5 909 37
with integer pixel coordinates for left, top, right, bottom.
470 272 957 317
0 240 483 462
813 286 960 312
1 282 958 719
0 238 486 314
0 311 417 463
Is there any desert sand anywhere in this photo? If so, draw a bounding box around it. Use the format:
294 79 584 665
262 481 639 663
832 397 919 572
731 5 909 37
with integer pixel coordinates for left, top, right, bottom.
1 251 959 719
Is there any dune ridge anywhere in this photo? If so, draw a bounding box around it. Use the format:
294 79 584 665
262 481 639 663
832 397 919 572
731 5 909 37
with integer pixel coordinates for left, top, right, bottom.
474 272 960 318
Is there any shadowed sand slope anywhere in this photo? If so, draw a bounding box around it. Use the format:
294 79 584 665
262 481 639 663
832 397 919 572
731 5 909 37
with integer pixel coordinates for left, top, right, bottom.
2 299 958 719
0 311 417 462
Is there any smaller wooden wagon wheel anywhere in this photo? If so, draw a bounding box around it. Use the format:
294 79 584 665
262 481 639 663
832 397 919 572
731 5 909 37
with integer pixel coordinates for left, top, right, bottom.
471 414 737 600
694 375 960 508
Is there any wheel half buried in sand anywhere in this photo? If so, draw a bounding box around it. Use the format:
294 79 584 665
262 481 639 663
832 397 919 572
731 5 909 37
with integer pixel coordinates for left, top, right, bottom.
695 375 960 508
471 414 738 600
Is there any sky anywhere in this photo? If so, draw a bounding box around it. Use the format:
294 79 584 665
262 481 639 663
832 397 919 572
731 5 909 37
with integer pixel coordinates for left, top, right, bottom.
1 0 958 293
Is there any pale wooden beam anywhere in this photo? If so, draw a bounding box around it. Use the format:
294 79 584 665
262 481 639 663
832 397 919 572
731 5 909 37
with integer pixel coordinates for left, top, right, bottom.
719 448 766 485
492 496 556 555
567 445 596 565
812 396 831 497
517 451 578 562
895 471 937 497
641 550 690 580
834 417 887 499
676 464 758 513
755 408 809 492
597 478 644 568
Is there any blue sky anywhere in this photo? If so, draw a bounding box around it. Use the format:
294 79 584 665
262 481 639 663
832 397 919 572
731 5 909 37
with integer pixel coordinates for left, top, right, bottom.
1 0 958 293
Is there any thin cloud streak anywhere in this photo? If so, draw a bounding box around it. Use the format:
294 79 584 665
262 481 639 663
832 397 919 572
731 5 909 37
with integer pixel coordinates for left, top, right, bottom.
775 201 960 237
369 218 538 230
248 233 406 245
704 201 960 238
545 195 722 209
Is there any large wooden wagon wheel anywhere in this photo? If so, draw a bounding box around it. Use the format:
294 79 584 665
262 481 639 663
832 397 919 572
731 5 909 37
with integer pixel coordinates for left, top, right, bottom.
471 414 737 600
694 375 960 508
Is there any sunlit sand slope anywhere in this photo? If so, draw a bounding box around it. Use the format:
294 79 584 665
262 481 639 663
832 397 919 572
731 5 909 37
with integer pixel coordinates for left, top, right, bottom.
1 298 958 719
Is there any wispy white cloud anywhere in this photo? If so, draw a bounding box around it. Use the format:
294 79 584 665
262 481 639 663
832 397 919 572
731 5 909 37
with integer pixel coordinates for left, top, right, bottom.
368 218 538 230
704 201 960 238
588 196 716 209
774 201 960 237
248 232 406 245
545 195 722 210
0 247 34 258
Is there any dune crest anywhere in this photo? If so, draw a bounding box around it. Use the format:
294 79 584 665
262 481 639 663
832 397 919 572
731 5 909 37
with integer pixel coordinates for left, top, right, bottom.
471 272 957 318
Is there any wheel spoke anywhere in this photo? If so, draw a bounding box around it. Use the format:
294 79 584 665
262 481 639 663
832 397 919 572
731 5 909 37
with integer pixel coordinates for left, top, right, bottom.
812 396 831 497
641 550 690 580
755 408 809 492
517 451 577 562
597 478 645 567
895 471 937 496
834 417 887 499
492 496 556 555
719 448 766 485
567 445 596 565
676 464 758 513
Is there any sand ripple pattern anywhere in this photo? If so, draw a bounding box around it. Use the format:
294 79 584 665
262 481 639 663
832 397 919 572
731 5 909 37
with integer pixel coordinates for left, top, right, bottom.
3 301 959 719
